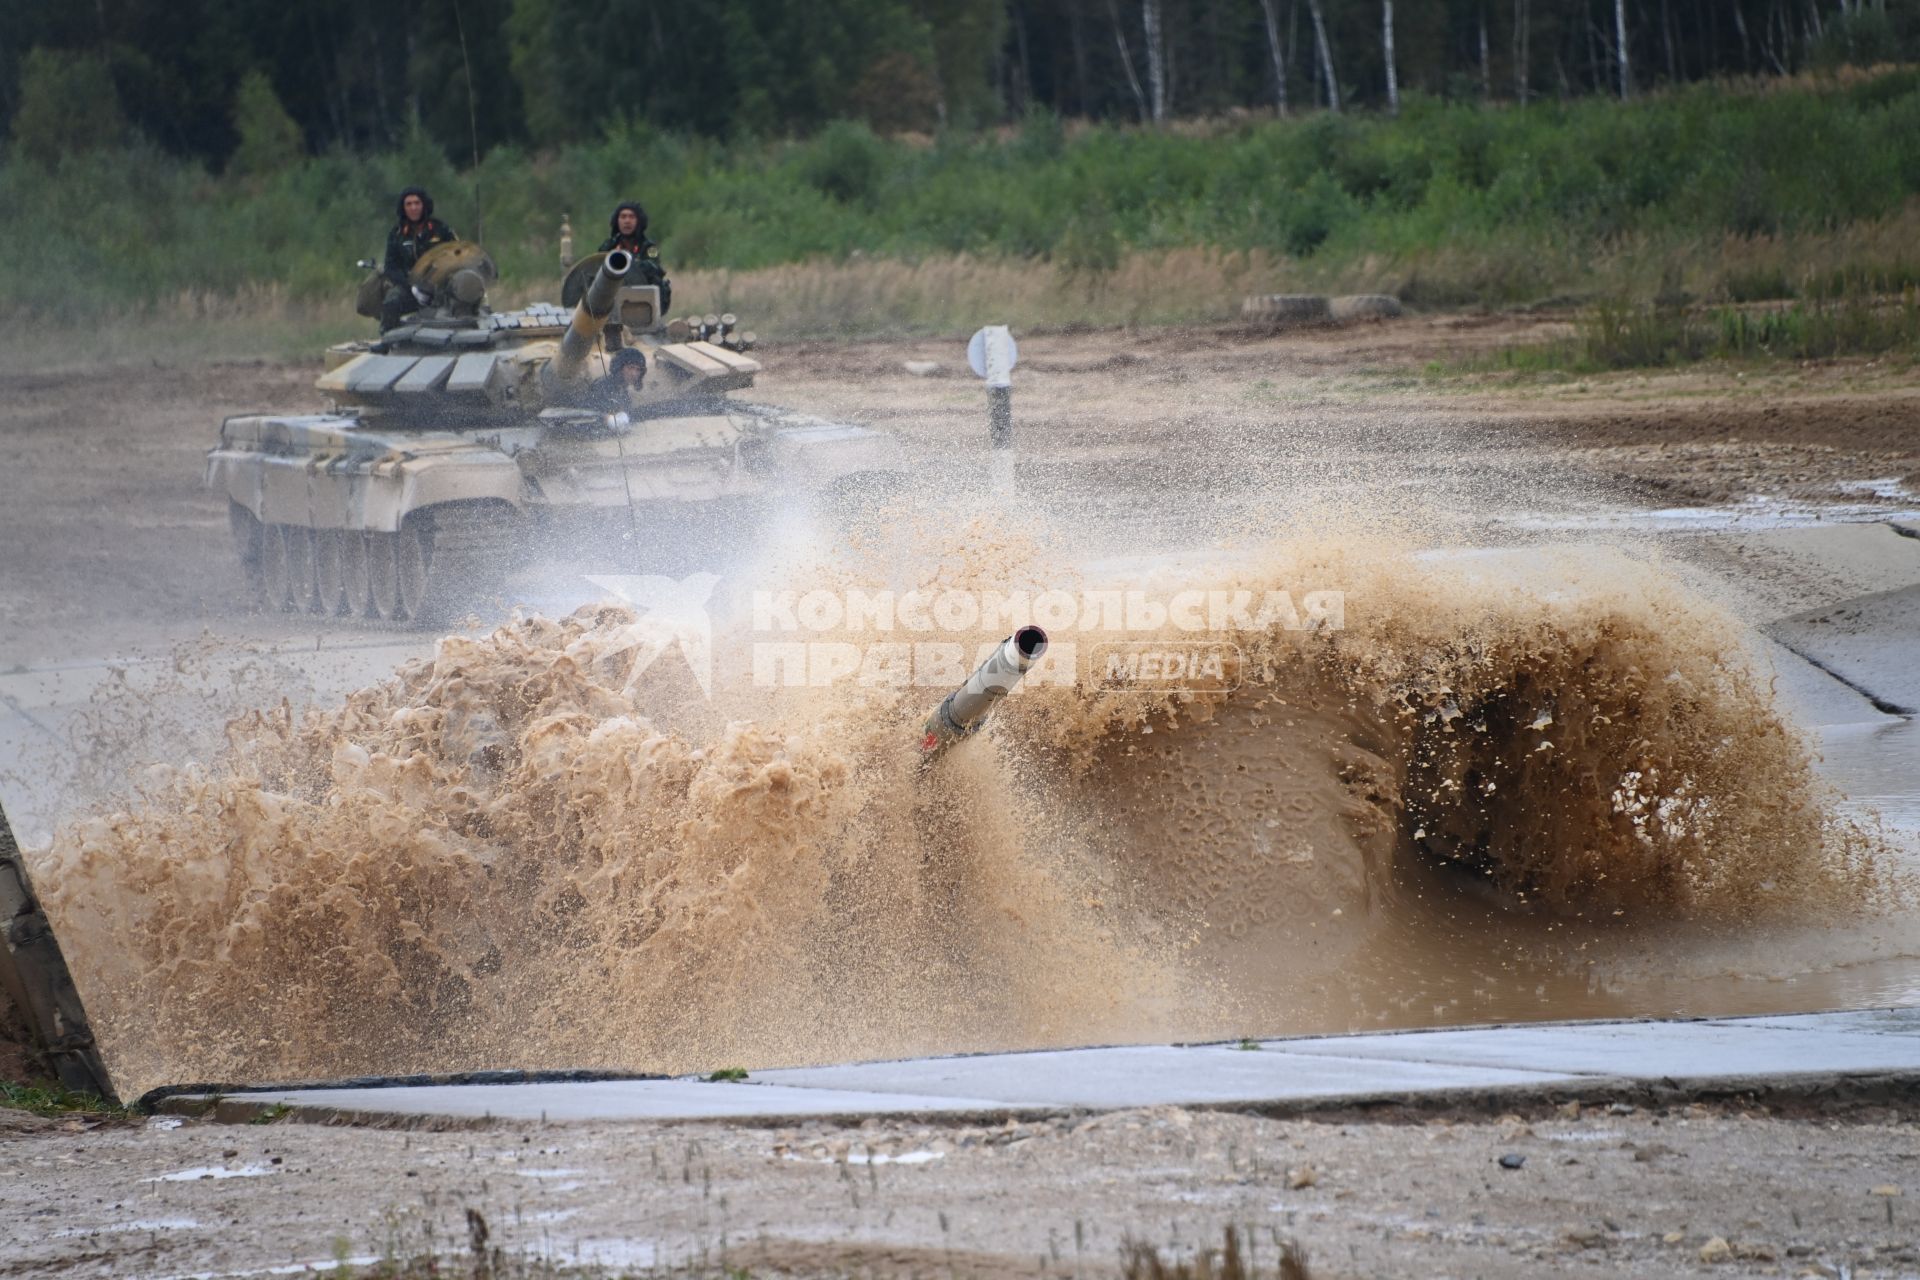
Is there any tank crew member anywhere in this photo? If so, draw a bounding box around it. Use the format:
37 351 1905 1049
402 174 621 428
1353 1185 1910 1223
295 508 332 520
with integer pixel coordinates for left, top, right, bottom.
380 187 457 331
598 201 672 314
591 346 648 423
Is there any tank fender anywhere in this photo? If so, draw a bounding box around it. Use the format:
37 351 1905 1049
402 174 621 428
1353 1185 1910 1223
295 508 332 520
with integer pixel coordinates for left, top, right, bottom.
735 407 909 487
207 415 526 533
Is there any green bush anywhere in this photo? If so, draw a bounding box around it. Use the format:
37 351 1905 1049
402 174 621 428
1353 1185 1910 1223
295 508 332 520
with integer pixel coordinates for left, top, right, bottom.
795 119 889 205
1055 200 1123 279
1276 170 1360 256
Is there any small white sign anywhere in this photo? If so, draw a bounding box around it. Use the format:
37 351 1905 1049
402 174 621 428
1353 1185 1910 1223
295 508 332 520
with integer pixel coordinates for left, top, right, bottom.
967 325 1018 389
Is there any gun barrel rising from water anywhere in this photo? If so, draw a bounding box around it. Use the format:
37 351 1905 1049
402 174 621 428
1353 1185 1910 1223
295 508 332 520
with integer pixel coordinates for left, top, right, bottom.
920 626 1049 761
551 249 633 384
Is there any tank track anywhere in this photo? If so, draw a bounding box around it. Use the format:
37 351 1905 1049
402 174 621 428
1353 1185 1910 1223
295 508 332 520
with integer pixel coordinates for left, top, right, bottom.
233 500 519 626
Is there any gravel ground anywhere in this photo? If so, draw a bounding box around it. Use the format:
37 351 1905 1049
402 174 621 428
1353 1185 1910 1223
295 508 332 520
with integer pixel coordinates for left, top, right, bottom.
3 1101 1917 1278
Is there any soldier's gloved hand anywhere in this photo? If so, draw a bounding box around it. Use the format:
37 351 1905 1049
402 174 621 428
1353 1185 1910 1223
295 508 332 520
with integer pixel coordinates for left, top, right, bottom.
411 285 432 306
608 412 632 434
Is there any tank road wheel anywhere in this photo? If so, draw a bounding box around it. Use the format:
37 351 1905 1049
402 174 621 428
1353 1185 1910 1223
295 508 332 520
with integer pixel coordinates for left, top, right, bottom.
364 523 432 624
366 531 403 621
402 504 519 625
311 531 352 617
356 507 515 627
229 501 264 601
256 523 294 611
281 526 317 612
339 531 373 619
393 516 433 622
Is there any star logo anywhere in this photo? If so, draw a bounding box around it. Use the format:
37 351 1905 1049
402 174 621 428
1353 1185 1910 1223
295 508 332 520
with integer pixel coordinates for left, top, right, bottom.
583 573 722 698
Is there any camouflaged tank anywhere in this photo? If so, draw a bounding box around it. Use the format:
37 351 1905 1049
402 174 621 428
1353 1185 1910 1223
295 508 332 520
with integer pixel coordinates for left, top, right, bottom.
208 243 905 622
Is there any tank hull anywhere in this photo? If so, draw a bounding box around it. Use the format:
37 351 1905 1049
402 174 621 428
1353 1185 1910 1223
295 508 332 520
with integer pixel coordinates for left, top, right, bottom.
208 405 904 622
210 407 901 523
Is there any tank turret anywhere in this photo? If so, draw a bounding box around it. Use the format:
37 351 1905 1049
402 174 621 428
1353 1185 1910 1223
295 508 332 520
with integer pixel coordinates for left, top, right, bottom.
320 241 757 421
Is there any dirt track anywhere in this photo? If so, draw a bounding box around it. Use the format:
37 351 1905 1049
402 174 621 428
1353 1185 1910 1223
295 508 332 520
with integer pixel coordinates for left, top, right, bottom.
1 313 1917 660
5 1101 1917 1279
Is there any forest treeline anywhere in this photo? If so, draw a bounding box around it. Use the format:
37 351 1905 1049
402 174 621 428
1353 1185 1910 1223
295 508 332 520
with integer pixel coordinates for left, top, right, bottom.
2 0 1917 166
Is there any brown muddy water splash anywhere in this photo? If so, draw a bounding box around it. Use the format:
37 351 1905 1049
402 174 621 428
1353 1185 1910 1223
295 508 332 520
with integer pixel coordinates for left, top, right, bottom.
38 535 1913 1098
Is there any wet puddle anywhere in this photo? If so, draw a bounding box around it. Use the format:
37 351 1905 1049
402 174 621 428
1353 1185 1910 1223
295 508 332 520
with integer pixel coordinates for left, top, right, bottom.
1821 718 1920 833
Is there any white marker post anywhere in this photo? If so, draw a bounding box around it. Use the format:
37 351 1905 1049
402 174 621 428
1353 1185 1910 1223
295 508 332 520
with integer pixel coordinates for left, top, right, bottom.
967 324 1019 496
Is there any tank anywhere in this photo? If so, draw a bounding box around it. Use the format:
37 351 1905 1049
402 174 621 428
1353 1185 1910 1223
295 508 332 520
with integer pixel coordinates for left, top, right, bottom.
208 243 906 622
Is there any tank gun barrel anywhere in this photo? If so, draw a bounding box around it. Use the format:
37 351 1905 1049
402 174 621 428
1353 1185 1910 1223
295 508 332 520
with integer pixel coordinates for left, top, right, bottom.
551 249 633 383
919 626 1049 762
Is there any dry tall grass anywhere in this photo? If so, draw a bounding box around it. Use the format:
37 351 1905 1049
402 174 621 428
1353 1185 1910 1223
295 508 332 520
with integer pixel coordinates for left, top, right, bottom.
7 200 1917 372
670 202 1920 336
673 246 1301 335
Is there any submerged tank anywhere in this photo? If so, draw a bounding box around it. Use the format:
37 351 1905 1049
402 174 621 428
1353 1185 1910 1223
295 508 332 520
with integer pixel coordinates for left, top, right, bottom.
208 243 905 621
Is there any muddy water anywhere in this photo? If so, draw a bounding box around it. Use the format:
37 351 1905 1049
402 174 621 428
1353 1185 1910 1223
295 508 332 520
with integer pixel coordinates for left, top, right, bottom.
34 524 1919 1100
1823 720 1920 834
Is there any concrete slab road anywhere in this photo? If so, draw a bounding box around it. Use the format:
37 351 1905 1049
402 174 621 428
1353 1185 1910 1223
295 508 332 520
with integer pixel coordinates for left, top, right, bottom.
162 1008 1920 1126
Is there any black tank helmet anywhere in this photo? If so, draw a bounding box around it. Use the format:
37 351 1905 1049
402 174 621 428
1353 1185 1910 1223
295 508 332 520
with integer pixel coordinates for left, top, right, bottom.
396 186 436 223
609 201 648 239
609 347 648 377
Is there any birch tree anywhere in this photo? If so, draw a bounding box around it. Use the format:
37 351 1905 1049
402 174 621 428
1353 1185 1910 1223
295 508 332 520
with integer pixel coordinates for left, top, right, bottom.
1104 0 1150 121
1383 1 1399 114
1306 0 1340 112
1142 0 1167 123
1258 0 1289 116
1616 0 1633 97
